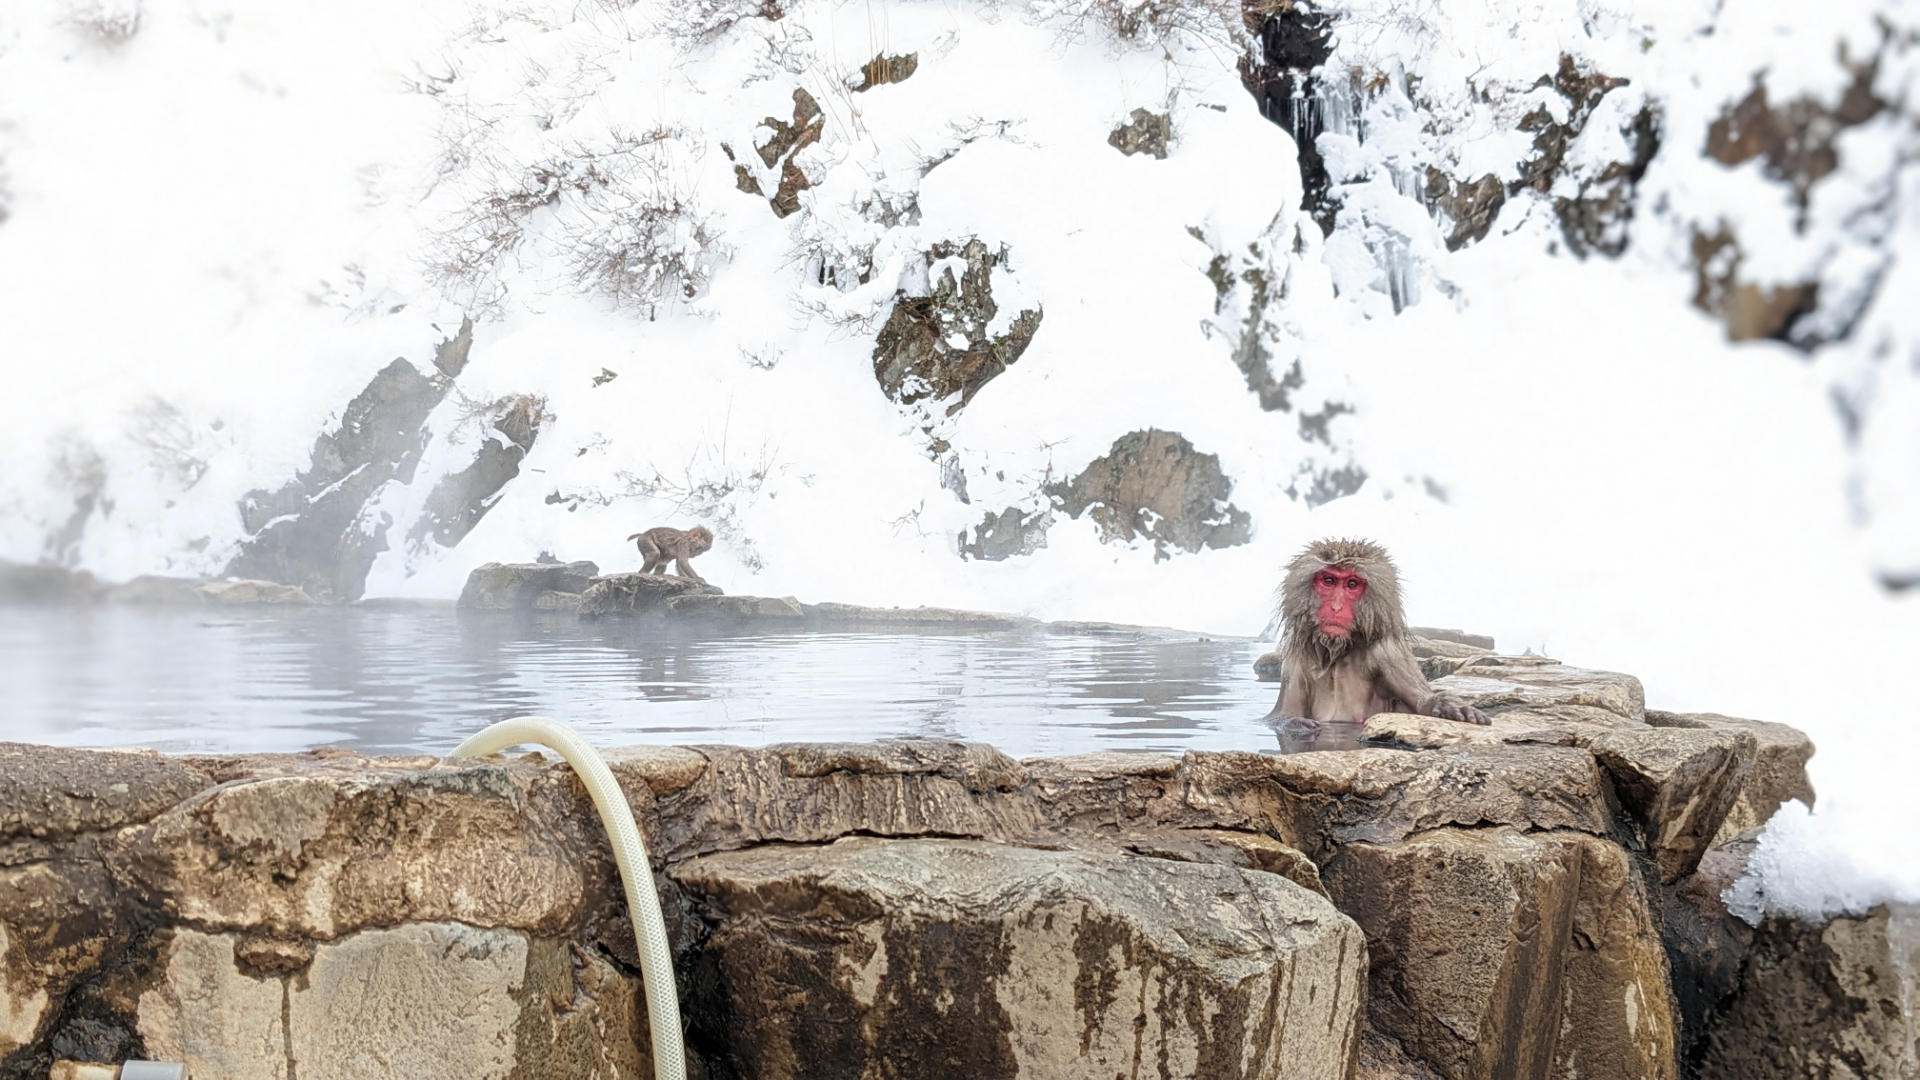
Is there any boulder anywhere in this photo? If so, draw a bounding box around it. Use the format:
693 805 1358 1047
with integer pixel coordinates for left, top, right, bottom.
1183 746 1613 862
0 745 215 1059
1119 827 1328 898
576 571 719 616
663 593 804 621
456 560 601 610
1323 828 1678 1080
193 579 313 604
673 837 1365 1080
0 561 98 604
1646 710 1815 844
1432 657 1646 722
1656 835 1761 1061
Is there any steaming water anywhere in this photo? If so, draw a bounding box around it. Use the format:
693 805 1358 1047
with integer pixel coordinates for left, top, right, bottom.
0 606 1292 758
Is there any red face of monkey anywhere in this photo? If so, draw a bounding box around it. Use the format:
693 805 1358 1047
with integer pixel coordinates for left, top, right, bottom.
1312 567 1368 638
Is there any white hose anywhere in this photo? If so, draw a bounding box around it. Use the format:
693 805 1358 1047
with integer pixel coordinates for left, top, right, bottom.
450 717 686 1080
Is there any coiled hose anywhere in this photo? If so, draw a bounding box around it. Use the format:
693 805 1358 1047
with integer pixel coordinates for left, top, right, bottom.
451 717 686 1080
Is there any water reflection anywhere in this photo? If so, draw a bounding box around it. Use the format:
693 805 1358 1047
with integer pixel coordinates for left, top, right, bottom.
1269 717 1398 754
1 605 1290 757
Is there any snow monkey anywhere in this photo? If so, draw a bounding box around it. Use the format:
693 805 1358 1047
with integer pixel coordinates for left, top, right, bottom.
628 525 714 583
1262 537 1488 727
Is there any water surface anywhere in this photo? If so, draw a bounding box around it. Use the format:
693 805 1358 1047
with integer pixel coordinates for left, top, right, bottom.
2 605 1288 758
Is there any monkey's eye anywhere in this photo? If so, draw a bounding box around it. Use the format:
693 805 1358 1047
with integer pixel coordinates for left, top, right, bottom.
1321 575 1336 586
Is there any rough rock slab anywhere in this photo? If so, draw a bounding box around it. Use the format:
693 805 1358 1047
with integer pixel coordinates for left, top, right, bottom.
1585 726 1755 882
1364 714 1759 881
103 763 605 940
664 593 804 620
1323 828 1678 1080
1119 827 1328 898
674 837 1365 1080
1182 747 1612 861
0 744 212 843
577 571 720 616
136 923 642 1080
1647 710 1815 844
457 560 601 610
623 741 1612 867
1432 657 1646 722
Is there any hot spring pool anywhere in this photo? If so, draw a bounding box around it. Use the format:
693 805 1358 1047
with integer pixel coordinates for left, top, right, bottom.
0 604 1288 757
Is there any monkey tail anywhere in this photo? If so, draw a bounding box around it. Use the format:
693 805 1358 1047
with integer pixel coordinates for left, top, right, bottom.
626 532 643 542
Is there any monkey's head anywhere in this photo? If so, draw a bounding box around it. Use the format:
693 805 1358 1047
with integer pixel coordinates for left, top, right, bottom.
1278 537 1406 656
686 526 715 555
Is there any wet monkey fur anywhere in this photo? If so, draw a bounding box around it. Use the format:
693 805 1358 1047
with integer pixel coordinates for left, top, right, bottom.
628 525 714 583
1262 537 1487 727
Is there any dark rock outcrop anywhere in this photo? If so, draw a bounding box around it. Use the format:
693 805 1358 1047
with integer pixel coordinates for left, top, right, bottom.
1238 2 1337 232
755 88 823 218
851 51 916 91
872 239 1042 421
1511 55 1661 258
1047 429 1252 560
1107 107 1171 158
958 505 1053 561
225 328 465 601
408 394 549 550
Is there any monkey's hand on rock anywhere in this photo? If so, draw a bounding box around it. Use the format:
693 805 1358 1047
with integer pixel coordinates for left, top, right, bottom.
1430 700 1490 726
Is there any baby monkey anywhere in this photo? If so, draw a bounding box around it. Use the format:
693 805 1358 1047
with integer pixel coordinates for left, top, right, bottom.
1262 537 1487 728
627 525 714 583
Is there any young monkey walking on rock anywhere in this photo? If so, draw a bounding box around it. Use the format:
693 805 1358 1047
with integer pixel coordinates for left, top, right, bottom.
1262 537 1487 728
627 525 714 583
